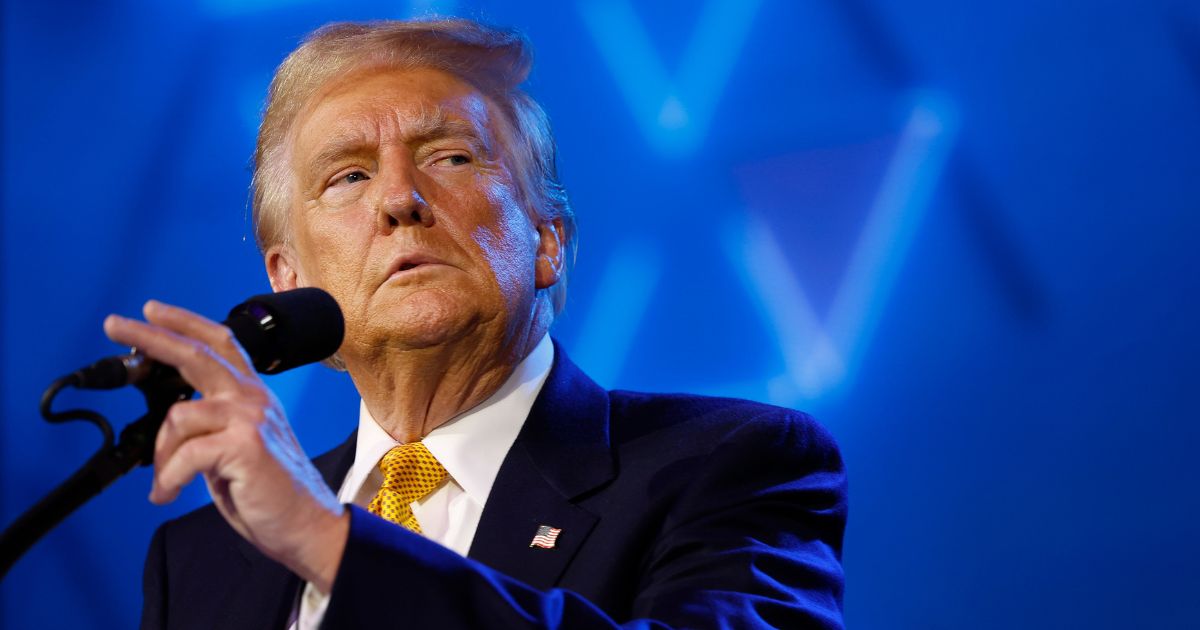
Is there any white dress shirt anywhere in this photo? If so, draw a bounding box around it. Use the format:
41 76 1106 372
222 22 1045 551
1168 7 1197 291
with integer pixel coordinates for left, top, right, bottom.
291 334 554 630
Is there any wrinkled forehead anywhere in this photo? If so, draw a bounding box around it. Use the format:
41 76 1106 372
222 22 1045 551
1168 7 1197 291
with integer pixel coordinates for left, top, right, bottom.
286 65 507 166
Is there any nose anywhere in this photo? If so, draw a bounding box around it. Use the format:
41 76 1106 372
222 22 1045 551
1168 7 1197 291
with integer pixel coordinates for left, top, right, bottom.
375 159 435 230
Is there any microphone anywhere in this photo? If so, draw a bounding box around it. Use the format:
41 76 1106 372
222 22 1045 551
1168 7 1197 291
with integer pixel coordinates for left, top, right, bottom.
68 288 344 390
0 288 343 579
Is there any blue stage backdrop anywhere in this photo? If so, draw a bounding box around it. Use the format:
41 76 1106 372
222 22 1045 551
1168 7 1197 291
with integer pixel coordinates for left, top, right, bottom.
3 1 1199 628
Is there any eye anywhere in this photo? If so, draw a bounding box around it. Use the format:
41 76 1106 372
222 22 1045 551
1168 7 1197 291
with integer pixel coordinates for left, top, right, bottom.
439 154 471 167
340 170 370 184
326 169 370 189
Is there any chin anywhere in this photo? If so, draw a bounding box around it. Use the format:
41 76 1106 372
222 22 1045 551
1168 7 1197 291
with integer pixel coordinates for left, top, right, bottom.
369 289 480 350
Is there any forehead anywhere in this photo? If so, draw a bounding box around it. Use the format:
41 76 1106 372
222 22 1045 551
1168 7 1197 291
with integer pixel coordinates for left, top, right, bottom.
289 66 495 157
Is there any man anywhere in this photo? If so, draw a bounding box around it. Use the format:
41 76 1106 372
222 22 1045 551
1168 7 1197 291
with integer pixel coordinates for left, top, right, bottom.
109 18 847 629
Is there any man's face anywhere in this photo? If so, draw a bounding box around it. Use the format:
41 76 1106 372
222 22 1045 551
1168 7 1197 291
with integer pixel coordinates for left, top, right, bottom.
267 66 559 360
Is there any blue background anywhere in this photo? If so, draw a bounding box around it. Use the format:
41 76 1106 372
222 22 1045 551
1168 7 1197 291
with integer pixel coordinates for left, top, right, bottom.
3 0 1199 627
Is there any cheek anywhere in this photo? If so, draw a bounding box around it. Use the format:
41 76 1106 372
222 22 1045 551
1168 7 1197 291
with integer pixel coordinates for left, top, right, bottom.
470 181 537 297
292 210 373 292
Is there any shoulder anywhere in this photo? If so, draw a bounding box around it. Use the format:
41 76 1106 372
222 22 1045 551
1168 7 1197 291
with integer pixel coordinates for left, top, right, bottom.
602 390 846 525
596 390 847 567
606 390 841 463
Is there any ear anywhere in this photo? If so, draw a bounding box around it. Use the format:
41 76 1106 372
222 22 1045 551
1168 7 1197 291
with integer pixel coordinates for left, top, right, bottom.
265 243 302 293
533 217 565 290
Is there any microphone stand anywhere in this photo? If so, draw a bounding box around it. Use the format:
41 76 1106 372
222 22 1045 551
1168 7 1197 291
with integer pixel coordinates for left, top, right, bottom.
0 365 194 580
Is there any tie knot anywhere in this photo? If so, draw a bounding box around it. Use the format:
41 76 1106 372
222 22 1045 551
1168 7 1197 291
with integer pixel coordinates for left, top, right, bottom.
377 441 447 495
368 442 447 533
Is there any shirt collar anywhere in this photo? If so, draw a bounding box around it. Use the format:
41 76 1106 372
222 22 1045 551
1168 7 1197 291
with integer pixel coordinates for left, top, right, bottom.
343 334 554 506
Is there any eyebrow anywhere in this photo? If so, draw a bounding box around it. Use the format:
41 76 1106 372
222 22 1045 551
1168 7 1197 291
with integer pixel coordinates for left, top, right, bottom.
305 131 373 176
405 104 492 152
304 105 494 175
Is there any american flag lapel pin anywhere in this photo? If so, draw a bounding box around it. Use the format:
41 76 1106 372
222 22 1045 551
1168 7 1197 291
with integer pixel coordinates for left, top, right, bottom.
529 524 562 549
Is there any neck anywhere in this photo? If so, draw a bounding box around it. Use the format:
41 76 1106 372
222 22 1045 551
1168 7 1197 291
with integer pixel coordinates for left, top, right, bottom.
342 318 548 443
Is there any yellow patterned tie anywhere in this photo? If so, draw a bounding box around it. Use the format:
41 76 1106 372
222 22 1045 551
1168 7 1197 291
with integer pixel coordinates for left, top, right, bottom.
366 442 447 534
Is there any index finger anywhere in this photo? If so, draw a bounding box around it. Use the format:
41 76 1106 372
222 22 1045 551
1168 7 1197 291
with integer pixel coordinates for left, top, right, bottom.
143 300 256 377
103 314 243 395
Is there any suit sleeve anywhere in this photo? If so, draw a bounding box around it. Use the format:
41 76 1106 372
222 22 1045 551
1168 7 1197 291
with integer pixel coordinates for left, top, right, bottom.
322 411 846 629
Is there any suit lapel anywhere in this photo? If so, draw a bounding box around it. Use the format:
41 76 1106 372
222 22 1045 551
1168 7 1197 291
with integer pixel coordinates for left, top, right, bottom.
207 343 612 619
213 551 303 629
220 431 358 628
313 430 359 490
468 343 615 589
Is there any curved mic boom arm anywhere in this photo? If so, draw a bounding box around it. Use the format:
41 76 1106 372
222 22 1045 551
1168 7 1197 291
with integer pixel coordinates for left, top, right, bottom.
0 288 343 581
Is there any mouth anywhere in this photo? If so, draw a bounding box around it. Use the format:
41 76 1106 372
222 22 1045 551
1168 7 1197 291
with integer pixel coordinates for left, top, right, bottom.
386 252 447 281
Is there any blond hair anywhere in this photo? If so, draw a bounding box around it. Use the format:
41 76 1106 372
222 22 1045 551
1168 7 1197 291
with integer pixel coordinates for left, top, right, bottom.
252 19 575 313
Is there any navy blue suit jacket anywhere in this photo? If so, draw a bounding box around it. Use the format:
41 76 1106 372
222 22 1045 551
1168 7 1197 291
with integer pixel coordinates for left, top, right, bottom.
141 346 847 628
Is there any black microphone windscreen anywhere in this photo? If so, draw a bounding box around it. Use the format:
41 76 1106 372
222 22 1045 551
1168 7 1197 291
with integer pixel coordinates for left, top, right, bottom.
224 288 344 374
